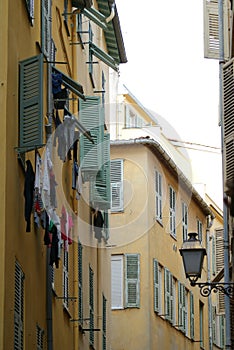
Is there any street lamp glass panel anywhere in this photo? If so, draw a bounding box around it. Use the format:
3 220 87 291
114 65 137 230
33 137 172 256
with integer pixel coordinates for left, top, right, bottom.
181 249 206 278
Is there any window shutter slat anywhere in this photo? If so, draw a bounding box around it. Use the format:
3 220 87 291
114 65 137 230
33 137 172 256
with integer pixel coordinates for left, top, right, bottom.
125 254 140 307
19 54 43 150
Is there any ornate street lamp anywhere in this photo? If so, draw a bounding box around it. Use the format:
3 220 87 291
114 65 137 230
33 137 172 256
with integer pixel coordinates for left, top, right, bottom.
180 232 234 297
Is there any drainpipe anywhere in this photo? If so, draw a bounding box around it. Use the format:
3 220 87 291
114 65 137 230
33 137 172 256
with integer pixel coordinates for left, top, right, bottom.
206 221 213 350
46 0 53 349
218 0 231 347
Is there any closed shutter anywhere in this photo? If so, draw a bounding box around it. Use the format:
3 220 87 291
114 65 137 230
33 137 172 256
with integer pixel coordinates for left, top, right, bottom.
203 0 230 60
90 133 111 209
111 255 123 309
178 282 183 329
89 266 94 346
63 250 69 309
102 295 107 350
222 59 234 186
41 0 50 58
164 268 171 321
216 227 224 314
190 292 195 340
212 236 216 275
153 259 159 313
79 97 104 177
19 54 43 151
220 315 225 348
212 306 217 344
14 261 24 350
78 241 83 324
125 254 140 308
110 159 123 212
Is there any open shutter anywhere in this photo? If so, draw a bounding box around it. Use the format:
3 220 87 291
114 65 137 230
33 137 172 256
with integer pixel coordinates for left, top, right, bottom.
153 259 159 313
14 261 24 350
110 159 123 212
212 306 217 344
203 0 230 60
79 96 104 178
164 268 171 321
111 255 123 309
19 54 43 151
41 0 50 58
190 292 195 340
90 133 111 210
216 227 224 314
220 315 225 348
169 187 176 237
125 254 140 308
178 282 183 330
78 241 83 325
155 170 162 221
222 59 234 187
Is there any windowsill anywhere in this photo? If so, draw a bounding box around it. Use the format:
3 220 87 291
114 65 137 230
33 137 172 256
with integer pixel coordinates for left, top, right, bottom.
156 218 163 227
63 305 72 319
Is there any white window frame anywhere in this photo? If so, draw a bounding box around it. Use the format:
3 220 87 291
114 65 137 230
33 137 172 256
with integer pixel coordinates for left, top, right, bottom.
182 202 188 241
155 170 162 223
169 186 176 238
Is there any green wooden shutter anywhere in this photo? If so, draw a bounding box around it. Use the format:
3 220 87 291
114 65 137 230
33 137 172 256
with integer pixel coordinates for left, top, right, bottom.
79 96 104 178
125 254 140 308
63 250 69 309
164 268 171 321
78 241 83 325
89 266 94 346
102 295 107 350
190 292 195 340
19 54 43 151
110 159 123 212
169 186 176 237
103 212 109 241
41 0 50 58
153 259 159 313
178 282 183 330
14 261 24 350
220 315 225 348
212 306 216 344
90 133 111 209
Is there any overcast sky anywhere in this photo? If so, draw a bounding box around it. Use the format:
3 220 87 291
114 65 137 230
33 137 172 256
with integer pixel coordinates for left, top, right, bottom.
115 0 223 207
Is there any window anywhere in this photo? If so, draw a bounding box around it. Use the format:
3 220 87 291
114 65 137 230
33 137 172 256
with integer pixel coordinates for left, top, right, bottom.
125 105 145 128
190 292 195 340
24 0 34 25
78 241 83 325
14 261 24 350
36 325 44 350
178 282 187 334
63 250 69 309
41 0 50 58
182 202 188 241
153 259 162 314
200 302 204 348
169 186 176 238
110 159 124 212
111 254 140 309
155 170 162 223
18 54 44 152
102 295 107 350
197 219 203 242
89 266 94 346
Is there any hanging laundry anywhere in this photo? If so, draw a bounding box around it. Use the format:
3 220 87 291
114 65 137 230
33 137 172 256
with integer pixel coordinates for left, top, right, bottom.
91 208 104 243
34 153 42 193
49 222 59 268
52 72 63 94
42 147 53 209
49 169 58 208
24 160 35 232
60 206 73 251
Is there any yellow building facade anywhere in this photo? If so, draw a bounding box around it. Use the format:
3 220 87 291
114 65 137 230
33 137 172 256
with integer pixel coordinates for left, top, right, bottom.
0 0 126 349
109 91 224 349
